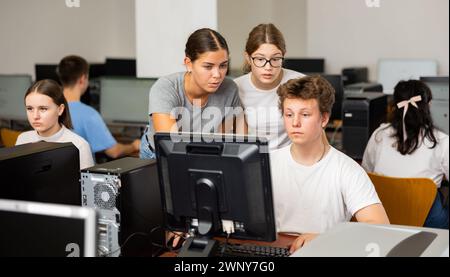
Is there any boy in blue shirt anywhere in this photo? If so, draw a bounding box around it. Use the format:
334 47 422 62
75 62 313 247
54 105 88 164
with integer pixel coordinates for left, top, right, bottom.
57 55 140 159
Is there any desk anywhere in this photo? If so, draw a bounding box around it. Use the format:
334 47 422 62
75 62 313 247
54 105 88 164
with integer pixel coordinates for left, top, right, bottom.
108 123 144 143
106 123 142 159
110 125 142 158
114 135 138 144
160 233 297 257
291 222 449 257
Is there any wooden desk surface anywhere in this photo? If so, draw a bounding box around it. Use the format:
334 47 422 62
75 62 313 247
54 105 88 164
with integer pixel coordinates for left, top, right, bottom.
160 233 297 257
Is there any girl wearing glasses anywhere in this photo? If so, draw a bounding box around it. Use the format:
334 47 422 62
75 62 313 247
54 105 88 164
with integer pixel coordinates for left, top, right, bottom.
140 28 247 159
234 23 305 151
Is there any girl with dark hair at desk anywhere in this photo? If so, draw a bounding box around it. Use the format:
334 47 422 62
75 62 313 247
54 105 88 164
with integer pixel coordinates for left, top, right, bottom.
362 80 449 229
15 79 94 169
140 28 247 159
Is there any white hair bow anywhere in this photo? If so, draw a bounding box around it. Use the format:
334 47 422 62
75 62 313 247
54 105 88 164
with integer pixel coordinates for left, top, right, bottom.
396 95 422 141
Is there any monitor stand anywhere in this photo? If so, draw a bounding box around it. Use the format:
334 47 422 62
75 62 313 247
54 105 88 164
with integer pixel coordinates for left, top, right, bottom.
178 236 219 257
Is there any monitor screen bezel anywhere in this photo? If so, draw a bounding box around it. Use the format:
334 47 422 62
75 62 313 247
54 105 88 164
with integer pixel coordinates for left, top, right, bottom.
0 199 97 257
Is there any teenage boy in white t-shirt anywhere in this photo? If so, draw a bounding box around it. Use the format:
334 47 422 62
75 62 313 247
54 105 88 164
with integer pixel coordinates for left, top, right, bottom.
271 75 389 253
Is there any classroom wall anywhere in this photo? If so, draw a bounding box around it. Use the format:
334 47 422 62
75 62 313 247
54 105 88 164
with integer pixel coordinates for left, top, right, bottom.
0 0 135 80
0 0 448 81
134 0 306 77
0 0 307 79
307 0 449 80
218 0 307 73
136 0 218 78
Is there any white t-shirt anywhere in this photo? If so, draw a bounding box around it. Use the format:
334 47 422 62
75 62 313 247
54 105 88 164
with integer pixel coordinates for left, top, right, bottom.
362 123 449 187
16 125 95 170
270 145 380 234
234 69 305 151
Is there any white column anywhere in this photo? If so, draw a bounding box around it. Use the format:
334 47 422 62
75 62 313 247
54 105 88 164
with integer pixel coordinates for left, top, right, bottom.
136 0 218 78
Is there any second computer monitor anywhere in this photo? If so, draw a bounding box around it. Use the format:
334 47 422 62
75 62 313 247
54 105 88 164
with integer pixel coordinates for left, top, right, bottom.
0 75 32 120
377 59 438 94
105 58 136 77
284 58 325 74
35 64 60 83
99 77 156 125
420 76 449 134
321 74 344 121
154 132 276 243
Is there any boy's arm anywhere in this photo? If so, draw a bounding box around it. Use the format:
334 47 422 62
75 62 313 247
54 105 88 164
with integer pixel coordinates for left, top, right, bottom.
289 204 389 254
104 140 140 159
355 203 390 224
289 233 319 253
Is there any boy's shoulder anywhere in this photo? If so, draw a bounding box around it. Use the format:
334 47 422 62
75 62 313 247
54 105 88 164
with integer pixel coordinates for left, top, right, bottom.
270 145 291 163
326 147 363 170
69 101 99 115
328 147 370 183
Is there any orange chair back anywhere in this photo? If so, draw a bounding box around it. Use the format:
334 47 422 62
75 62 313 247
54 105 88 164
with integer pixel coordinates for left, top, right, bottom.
0 128 22 147
368 172 437 227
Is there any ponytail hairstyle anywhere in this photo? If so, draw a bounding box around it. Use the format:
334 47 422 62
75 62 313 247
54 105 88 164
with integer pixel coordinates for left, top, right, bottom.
388 80 437 154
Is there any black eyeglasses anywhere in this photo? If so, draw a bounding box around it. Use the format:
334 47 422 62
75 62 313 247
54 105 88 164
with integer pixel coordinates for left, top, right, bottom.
251 57 284 68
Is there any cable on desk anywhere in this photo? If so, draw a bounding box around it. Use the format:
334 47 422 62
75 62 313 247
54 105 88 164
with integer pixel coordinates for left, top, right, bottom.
99 225 168 257
219 233 231 257
99 232 148 257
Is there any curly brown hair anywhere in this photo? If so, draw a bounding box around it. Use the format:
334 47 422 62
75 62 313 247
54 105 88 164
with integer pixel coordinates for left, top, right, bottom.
277 75 335 115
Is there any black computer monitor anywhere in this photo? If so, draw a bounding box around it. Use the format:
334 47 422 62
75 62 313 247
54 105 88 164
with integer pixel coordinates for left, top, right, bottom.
36 63 106 82
36 63 106 110
419 76 449 83
82 63 106 111
0 141 81 205
89 63 106 78
284 58 325 74
154 132 276 257
0 199 97 257
35 64 60 83
321 74 344 121
105 58 136 77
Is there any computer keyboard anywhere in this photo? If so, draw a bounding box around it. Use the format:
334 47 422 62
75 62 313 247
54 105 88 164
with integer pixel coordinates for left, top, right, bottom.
216 242 290 257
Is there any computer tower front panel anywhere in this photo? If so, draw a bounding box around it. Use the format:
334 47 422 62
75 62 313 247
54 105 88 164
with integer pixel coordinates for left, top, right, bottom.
81 157 164 257
81 172 121 257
